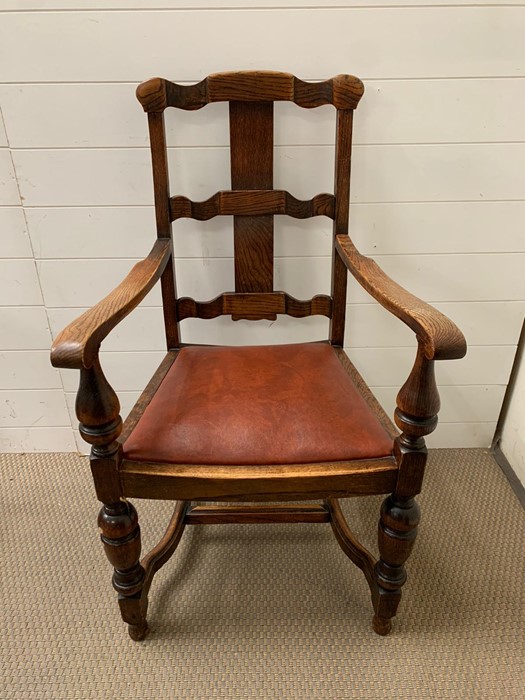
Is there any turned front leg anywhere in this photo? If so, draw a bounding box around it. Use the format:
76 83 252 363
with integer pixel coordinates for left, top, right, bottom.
98 501 148 640
373 345 440 635
373 495 420 635
76 359 148 640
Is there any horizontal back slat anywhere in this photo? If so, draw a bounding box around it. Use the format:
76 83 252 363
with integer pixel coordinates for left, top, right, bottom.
177 292 332 321
136 72 364 112
170 190 335 221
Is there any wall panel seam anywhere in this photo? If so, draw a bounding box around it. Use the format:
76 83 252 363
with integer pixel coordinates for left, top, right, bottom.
1 5 525 12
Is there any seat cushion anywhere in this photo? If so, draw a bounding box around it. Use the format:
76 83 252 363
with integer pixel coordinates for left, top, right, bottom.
122 343 393 466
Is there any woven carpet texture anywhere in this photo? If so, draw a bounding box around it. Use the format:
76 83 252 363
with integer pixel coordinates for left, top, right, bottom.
1 449 524 699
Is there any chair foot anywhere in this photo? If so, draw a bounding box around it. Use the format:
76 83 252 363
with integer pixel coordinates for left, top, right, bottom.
128 621 149 641
118 591 148 640
372 614 392 636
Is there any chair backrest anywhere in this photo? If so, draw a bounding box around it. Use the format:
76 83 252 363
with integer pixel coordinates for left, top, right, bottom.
136 71 364 347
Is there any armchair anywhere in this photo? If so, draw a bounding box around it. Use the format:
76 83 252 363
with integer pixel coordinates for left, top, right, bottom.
51 71 466 640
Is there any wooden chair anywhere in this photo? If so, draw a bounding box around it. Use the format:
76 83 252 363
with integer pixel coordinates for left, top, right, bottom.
51 71 466 641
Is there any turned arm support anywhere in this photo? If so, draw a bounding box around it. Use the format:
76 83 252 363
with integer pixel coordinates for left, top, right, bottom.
50 240 171 500
50 239 171 370
335 234 466 361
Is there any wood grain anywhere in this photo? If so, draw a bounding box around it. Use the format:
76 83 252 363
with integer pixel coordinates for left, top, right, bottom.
330 250 348 346
230 100 274 319
186 503 331 525
330 110 354 344
335 234 467 361
147 111 180 347
176 291 332 321
98 501 148 641
170 190 335 221
373 494 421 635
50 239 171 370
119 457 398 502
393 345 441 497
333 110 354 237
136 72 364 112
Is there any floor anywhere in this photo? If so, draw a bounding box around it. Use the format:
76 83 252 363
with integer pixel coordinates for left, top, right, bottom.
1 449 524 699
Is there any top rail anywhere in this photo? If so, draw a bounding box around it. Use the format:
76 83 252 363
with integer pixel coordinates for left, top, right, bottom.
136 71 364 112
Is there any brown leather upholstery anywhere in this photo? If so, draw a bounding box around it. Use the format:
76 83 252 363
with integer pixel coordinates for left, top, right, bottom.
123 343 393 466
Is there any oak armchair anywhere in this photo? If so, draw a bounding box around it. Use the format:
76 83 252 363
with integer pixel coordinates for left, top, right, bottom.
51 71 466 641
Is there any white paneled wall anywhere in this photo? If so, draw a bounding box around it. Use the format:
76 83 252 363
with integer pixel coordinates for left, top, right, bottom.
1 3 524 453
0 102 75 451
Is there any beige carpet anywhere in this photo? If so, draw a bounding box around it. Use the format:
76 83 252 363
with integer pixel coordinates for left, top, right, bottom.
1 449 524 699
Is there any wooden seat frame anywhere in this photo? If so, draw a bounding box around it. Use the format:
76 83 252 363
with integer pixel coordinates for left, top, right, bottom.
51 71 466 641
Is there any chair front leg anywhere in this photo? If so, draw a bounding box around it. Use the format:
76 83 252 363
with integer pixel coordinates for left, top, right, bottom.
76 358 148 640
98 501 148 640
373 495 420 634
373 345 440 635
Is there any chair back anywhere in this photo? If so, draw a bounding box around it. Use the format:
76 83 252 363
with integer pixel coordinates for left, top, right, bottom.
136 71 364 342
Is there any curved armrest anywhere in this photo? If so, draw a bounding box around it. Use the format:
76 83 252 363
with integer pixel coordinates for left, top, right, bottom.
335 234 466 361
51 239 171 370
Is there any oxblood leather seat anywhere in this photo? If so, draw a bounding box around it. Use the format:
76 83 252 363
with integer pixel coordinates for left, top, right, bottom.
123 343 393 466
50 71 466 642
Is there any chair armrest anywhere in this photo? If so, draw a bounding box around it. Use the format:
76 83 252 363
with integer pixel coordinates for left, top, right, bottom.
335 234 466 361
51 239 171 370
